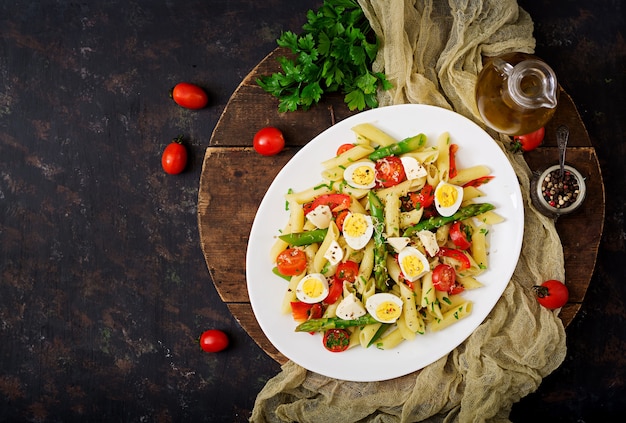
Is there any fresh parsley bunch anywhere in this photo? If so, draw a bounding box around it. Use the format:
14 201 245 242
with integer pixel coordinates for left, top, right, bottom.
257 0 391 112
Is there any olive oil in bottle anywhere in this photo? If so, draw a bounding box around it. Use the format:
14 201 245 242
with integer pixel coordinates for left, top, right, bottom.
475 52 558 136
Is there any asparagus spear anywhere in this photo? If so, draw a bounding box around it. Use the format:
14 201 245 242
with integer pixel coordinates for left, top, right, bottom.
368 134 427 161
403 203 495 236
295 314 379 332
279 228 328 246
368 191 389 291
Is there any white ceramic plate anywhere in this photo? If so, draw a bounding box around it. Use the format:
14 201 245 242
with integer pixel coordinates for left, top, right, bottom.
246 104 524 382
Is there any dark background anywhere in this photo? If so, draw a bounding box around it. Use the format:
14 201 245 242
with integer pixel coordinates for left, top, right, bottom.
1 0 624 421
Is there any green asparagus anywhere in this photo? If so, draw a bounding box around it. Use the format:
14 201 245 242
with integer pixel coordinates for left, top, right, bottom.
403 203 495 236
295 314 380 332
279 228 328 246
368 191 389 291
368 134 427 161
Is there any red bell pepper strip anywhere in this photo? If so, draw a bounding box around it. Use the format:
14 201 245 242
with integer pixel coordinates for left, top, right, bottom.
449 144 459 179
462 175 494 188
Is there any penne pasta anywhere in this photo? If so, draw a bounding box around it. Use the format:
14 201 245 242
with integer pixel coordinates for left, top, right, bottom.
449 165 491 186
430 302 472 332
435 132 451 182
351 123 398 147
321 144 374 169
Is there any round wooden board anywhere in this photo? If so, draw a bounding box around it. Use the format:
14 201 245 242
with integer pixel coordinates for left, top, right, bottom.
197 48 605 364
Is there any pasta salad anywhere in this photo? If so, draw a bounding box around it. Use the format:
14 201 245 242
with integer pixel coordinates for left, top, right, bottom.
270 123 502 352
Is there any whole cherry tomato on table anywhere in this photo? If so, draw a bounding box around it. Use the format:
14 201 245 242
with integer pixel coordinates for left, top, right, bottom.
533 279 569 309
171 82 208 109
511 127 545 152
161 135 188 175
199 329 229 353
253 127 285 156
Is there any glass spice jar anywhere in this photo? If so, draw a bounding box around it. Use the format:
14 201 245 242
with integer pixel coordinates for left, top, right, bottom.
531 164 587 218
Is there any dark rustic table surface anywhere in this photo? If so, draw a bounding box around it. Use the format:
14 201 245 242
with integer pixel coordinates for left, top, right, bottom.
1 1 624 421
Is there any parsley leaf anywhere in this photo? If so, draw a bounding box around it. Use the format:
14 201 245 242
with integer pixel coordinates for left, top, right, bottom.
257 0 391 112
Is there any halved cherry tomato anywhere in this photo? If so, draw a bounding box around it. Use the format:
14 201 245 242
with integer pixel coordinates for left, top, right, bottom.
324 277 343 305
199 329 229 352
276 248 307 276
407 184 435 210
533 279 569 309
375 156 406 188
171 82 208 110
161 135 188 175
449 221 472 250
511 127 545 152
335 261 359 283
437 247 471 270
336 143 355 155
463 176 494 188
432 263 456 293
290 301 313 322
449 144 459 179
253 127 285 156
305 193 351 214
335 209 349 231
323 329 350 352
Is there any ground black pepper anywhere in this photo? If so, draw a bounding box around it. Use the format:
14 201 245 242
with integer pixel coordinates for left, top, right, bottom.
541 169 580 209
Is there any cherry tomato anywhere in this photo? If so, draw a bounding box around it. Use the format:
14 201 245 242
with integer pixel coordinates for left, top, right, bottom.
323 277 343 305
336 143 355 155
276 248 307 276
253 127 285 156
437 247 471 270
511 127 545 152
534 279 569 309
199 329 229 352
171 82 208 109
375 156 406 188
305 193 351 215
335 209 349 231
449 221 472 250
323 329 350 352
161 135 188 175
432 263 456 293
335 261 359 283
407 184 434 209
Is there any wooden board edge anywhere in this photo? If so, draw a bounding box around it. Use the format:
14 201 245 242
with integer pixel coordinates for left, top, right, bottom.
227 303 288 365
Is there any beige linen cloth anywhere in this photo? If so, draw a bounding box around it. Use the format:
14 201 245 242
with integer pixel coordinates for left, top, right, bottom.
251 0 567 421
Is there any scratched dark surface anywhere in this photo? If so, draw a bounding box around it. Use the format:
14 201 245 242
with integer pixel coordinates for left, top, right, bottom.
0 1 624 421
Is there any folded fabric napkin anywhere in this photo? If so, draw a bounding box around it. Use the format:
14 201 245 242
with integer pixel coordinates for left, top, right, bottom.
251 1 567 421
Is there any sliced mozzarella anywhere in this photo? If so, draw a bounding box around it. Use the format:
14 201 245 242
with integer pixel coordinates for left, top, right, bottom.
323 240 344 265
336 293 367 320
387 236 410 253
401 157 427 180
306 204 332 229
416 230 440 256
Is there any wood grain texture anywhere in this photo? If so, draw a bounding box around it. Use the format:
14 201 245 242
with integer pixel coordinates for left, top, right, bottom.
198 48 604 364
